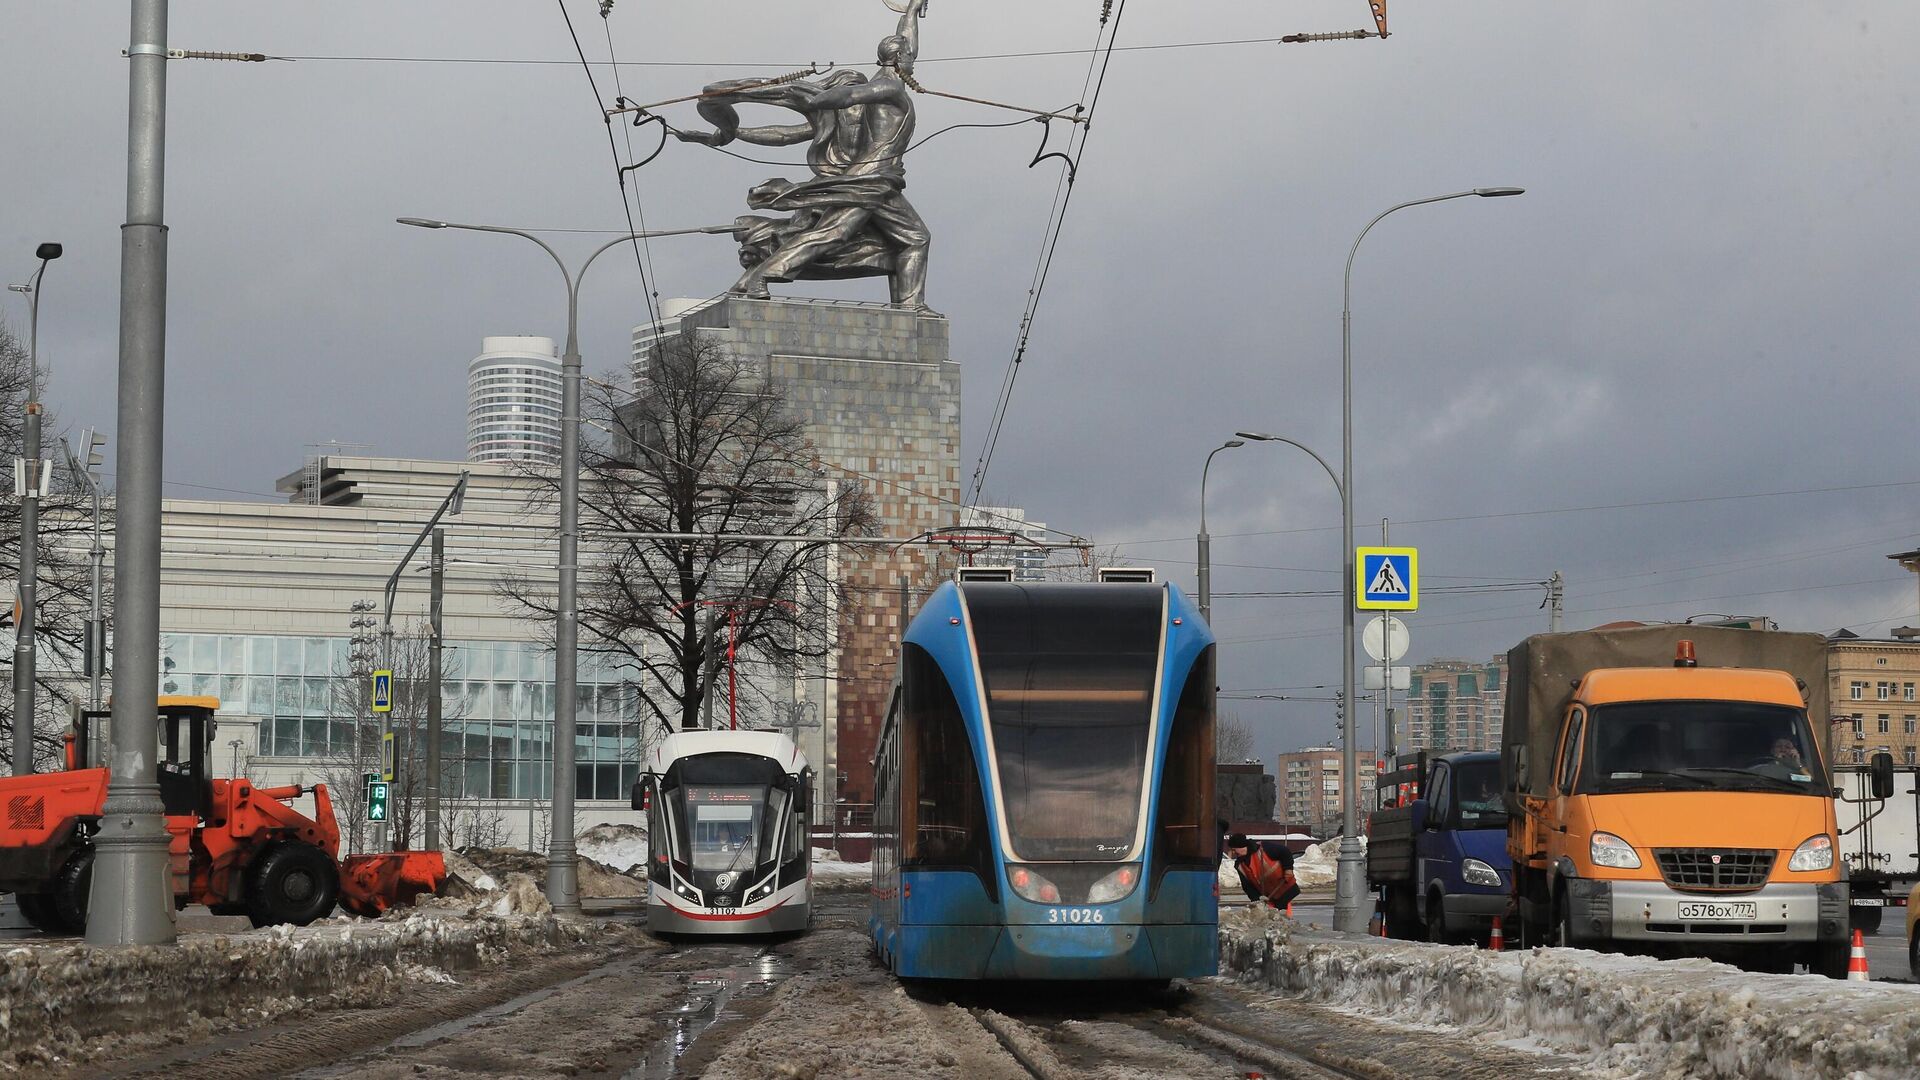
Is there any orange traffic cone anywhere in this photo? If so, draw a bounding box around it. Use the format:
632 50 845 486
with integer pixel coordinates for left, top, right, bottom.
1487 916 1505 952
1847 929 1870 982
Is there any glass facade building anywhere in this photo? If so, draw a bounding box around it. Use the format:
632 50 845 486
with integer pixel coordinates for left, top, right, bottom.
159 632 642 801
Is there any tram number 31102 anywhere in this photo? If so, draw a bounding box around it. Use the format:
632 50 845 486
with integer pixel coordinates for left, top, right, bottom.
1047 907 1105 925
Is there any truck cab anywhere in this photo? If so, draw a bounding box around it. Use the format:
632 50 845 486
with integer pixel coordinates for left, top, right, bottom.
1506 630 1851 975
1369 751 1512 943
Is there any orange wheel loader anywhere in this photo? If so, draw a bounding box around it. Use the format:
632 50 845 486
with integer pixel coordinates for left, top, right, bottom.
0 698 445 934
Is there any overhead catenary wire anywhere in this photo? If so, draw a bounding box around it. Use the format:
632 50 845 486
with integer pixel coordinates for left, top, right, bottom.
556 0 660 330
600 8 665 318
967 0 1129 508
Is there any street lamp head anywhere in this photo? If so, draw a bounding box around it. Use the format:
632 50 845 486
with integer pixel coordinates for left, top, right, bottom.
1472 187 1526 198
1234 431 1279 442
396 217 448 229
35 243 63 261
1223 439 1246 449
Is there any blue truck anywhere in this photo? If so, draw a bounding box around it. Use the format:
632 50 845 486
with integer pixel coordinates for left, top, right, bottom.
1367 750 1513 943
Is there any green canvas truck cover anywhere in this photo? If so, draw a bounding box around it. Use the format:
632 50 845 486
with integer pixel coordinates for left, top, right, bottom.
1500 624 1830 805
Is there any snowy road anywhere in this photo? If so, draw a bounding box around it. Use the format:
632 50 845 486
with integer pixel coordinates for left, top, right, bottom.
47 894 1591 1079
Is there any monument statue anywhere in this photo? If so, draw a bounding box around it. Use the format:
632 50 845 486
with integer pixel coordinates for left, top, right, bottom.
675 5 935 312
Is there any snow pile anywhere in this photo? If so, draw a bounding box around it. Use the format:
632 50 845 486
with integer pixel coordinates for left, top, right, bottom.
577 822 648 873
809 849 870 892
1218 836 1357 895
0 910 610 1071
1293 835 1360 887
461 845 645 900
1218 909 1920 1078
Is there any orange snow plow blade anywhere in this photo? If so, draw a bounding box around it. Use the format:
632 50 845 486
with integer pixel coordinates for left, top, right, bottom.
338 851 447 917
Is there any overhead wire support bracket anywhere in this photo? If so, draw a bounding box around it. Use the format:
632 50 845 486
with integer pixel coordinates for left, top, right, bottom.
122 48 283 62
1280 0 1389 43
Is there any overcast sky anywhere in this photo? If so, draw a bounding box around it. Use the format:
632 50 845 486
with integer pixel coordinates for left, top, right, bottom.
6 2 1918 769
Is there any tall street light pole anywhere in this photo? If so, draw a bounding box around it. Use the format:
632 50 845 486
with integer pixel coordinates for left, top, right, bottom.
1195 439 1243 625
398 217 727 913
90 0 177 946
10 241 61 777
1332 186 1524 933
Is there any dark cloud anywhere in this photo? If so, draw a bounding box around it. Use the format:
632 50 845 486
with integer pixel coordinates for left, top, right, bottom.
6 2 1917 770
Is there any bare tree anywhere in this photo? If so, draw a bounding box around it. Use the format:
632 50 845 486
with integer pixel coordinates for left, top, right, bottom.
503 333 876 735
318 623 468 853
1217 712 1257 763
0 319 104 768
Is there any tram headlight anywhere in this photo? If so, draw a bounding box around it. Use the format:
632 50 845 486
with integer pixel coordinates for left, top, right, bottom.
1006 865 1062 905
1086 864 1142 905
747 878 776 903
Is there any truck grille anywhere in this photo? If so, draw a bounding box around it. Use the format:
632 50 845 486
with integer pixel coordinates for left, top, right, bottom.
1653 848 1774 892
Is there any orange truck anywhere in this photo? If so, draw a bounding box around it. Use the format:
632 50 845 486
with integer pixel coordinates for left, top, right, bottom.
1501 624 1853 977
0 698 444 934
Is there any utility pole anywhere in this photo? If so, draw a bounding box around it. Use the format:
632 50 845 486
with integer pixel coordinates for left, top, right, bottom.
1547 570 1564 632
89 0 177 946
59 431 109 727
425 527 444 852
12 240 62 777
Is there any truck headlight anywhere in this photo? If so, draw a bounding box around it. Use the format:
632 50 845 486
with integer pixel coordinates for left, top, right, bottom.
1589 832 1641 869
1462 858 1503 887
1086 864 1141 905
1788 834 1834 872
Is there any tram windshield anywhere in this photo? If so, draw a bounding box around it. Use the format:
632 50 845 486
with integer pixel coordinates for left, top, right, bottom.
661 753 793 874
967 584 1164 861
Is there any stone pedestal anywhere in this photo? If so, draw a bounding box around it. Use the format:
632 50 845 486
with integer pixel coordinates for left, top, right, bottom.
682 298 961 822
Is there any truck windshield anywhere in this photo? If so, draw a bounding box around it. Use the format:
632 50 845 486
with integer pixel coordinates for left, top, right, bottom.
1578 700 1827 795
1451 759 1508 827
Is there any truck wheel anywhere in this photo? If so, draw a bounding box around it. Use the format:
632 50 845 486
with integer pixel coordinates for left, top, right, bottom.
1553 891 1577 949
1850 905 1884 936
1812 939 1852 980
246 842 341 927
16 893 65 934
51 848 94 933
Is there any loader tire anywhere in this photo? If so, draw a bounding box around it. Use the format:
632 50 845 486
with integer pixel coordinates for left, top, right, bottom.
246 842 340 928
51 847 94 933
16 893 65 935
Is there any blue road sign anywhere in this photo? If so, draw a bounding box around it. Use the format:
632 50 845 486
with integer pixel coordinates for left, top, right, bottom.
1356 547 1418 611
371 669 393 713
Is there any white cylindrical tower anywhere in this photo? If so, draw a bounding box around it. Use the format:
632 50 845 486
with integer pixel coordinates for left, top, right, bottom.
467 336 562 463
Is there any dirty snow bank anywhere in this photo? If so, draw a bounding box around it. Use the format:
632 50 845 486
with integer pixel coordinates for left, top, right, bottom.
460 845 645 900
810 849 870 892
1218 906 1920 1079
578 822 648 872
0 911 609 1071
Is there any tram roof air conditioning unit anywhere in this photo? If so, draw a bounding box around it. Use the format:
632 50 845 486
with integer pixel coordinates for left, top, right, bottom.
956 567 1017 582
1098 567 1156 583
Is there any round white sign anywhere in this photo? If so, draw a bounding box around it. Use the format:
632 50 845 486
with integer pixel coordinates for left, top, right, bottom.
1363 615 1410 662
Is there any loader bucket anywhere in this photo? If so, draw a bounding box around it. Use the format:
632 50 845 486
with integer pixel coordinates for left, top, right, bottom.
338 851 447 918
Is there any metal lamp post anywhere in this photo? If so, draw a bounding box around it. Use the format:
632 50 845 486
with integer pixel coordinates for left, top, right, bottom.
398 217 727 913
1195 439 1244 624
378 470 469 853
58 429 109 760
1327 186 1524 933
10 241 62 777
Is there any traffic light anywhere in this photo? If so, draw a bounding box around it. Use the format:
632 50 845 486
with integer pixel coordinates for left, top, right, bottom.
366 780 390 823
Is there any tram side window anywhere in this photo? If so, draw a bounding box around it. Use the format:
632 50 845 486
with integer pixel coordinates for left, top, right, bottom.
903 644 993 890
1155 646 1217 873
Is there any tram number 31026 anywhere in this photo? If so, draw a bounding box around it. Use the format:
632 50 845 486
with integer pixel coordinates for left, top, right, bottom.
1047 907 1105 925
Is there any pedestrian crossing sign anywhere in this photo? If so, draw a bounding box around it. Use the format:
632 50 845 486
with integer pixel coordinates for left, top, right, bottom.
371 670 392 714
1356 547 1418 611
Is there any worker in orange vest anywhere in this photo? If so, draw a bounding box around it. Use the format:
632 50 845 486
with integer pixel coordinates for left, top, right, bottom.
1226 833 1300 909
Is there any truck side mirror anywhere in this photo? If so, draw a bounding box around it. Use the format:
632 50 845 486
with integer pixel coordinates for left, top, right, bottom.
1870 752 1896 800
631 780 648 812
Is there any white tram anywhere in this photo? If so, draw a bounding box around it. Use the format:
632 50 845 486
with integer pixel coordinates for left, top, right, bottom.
634 731 814 936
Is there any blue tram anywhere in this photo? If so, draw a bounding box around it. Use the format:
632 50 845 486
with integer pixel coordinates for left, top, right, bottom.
869 576 1218 981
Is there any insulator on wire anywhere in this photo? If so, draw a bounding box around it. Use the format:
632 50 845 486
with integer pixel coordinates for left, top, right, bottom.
176 49 270 61
1280 30 1379 44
